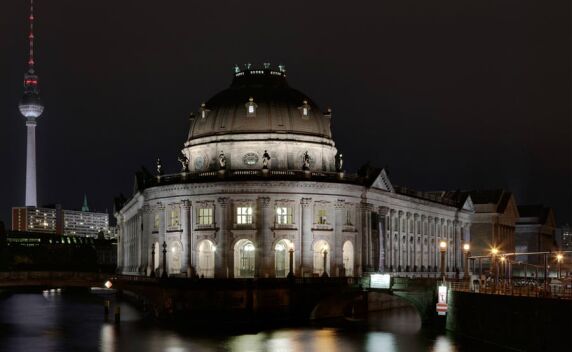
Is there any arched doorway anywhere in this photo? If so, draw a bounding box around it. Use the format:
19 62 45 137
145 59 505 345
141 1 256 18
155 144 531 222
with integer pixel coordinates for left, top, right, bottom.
169 241 182 275
313 240 330 276
342 241 354 276
234 239 255 278
274 239 294 278
197 240 215 278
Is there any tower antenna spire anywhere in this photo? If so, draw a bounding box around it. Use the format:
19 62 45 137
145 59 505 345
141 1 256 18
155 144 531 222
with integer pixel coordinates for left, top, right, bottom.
28 0 35 70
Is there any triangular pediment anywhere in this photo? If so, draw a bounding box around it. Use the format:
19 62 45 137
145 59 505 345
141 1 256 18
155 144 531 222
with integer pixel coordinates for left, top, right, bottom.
462 196 475 212
502 195 520 219
370 169 394 192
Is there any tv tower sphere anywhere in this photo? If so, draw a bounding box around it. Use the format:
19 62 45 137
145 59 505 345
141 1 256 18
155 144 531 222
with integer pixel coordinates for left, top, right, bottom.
19 70 44 119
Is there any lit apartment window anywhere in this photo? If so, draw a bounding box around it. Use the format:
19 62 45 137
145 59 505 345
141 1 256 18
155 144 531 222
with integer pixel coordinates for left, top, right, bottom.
276 207 293 225
316 209 328 224
198 208 213 225
169 209 179 227
237 206 253 225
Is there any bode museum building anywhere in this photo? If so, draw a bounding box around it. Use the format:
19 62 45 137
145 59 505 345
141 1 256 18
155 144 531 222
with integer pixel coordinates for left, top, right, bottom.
116 65 475 279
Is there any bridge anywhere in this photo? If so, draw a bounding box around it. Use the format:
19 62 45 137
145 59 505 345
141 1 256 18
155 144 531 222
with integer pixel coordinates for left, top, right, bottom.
0 271 112 290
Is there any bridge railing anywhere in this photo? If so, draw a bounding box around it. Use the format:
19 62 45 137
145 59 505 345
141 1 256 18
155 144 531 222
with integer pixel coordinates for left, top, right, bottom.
449 279 572 300
113 274 358 289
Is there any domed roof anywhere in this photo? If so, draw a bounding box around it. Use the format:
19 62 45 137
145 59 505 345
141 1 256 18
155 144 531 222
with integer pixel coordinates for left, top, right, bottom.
187 66 333 141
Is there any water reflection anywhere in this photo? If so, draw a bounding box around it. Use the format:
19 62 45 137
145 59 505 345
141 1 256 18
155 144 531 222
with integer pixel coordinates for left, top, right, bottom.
0 292 505 352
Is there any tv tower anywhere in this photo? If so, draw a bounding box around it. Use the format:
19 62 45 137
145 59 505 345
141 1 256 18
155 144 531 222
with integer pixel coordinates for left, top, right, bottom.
18 0 44 207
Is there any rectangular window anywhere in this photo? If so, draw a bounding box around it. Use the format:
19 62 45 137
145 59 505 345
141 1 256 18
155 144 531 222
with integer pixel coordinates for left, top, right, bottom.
237 206 253 224
316 209 328 224
169 209 179 227
276 207 293 225
198 208 213 225
153 214 160 230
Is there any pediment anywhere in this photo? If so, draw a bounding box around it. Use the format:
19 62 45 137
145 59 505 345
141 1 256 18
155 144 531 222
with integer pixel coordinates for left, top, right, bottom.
462 196 475 212
370 169 394 192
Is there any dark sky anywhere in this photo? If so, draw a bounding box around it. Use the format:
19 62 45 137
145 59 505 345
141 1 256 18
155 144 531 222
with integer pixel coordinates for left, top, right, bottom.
0 0 570 226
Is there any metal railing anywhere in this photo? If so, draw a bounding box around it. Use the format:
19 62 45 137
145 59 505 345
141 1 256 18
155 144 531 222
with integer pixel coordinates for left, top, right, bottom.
449 278 572 300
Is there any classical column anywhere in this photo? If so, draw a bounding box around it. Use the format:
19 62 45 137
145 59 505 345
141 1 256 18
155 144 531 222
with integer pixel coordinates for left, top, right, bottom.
360 202 373 272
397 210 404 271
300 198 313 276
413 213 419 271
389 209 396 270
334 200 345 277
116 216 124 273
420 215 427 271
257 197 272 278
215 197 229 278
378 207 389 272
405 212 412 271
142 204 153 276
181 200 191 276
158 203 166 275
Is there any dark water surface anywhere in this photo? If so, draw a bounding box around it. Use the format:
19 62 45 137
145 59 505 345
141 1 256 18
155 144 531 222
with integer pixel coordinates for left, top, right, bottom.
0 291 506 352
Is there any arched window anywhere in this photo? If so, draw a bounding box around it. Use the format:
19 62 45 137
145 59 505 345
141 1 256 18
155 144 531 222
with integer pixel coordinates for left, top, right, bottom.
342 241 354 276
234 239 255 278
197 240 215 278
274 239 294 278
313 240 330 276
169 241 182 275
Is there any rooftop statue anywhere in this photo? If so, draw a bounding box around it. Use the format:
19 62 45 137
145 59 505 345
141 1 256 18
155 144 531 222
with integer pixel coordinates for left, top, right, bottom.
219 151 226 169
178 153 189 172
262 150 271 169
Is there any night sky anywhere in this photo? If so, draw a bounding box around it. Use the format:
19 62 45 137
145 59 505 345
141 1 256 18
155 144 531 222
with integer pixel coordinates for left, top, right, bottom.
0 0 569 226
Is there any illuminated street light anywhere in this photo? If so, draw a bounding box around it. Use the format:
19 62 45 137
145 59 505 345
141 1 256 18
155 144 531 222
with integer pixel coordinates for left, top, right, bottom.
556 253 564 278
463 243 471 279
439 240 447 279
104 280 112 289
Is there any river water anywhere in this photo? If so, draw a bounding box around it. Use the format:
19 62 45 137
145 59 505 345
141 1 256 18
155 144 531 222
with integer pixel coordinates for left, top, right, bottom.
0 291 506 352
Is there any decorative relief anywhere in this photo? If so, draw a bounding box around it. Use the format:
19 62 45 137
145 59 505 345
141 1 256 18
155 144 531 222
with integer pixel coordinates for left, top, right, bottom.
242 153 259 166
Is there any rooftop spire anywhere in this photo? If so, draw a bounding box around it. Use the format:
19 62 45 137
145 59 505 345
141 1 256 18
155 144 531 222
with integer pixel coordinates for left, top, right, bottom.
28 0 36 70
81 194 90 212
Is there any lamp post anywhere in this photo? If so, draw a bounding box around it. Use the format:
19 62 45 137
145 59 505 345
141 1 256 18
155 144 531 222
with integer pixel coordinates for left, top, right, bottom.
499 256 506 291
463 243 470 279
491 247 499 291
287 248 294 278
556 253 564 279
161 241 168 278
321 250 329 278
439 240 447 280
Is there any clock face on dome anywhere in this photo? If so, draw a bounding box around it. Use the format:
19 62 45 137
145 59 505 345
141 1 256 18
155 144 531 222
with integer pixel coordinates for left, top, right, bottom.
242 153 259 166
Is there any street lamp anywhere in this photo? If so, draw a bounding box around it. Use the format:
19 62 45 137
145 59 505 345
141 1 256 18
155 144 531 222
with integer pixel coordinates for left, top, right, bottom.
439 240 447 279
556 253 564 279
463 243 471 279
490 247 499 289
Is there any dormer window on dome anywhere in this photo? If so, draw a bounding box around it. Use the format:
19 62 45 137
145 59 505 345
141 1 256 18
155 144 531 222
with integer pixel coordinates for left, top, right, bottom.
245 97 257 117
199 103 210 119
299 100 311 119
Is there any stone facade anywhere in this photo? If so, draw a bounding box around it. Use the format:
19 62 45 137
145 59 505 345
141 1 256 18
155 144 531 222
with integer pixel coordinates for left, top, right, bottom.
116 66 474 278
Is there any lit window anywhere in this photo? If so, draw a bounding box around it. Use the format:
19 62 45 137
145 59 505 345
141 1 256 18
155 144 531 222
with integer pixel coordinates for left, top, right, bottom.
153 214 160 230
237 206 253 224
245 97 257 116
199 103 209 119
169 209 179 227
299 100 311 119
276 207 293 225
198 208 213 225
316 209 328 224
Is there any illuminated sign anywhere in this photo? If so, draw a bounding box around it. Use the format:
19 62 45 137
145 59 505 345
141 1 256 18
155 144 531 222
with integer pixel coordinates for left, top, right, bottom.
370 273 391 289
436 284 448 315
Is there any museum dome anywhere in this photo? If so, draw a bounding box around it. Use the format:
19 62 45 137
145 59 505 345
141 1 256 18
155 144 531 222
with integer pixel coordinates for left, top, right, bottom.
186 65 333 142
